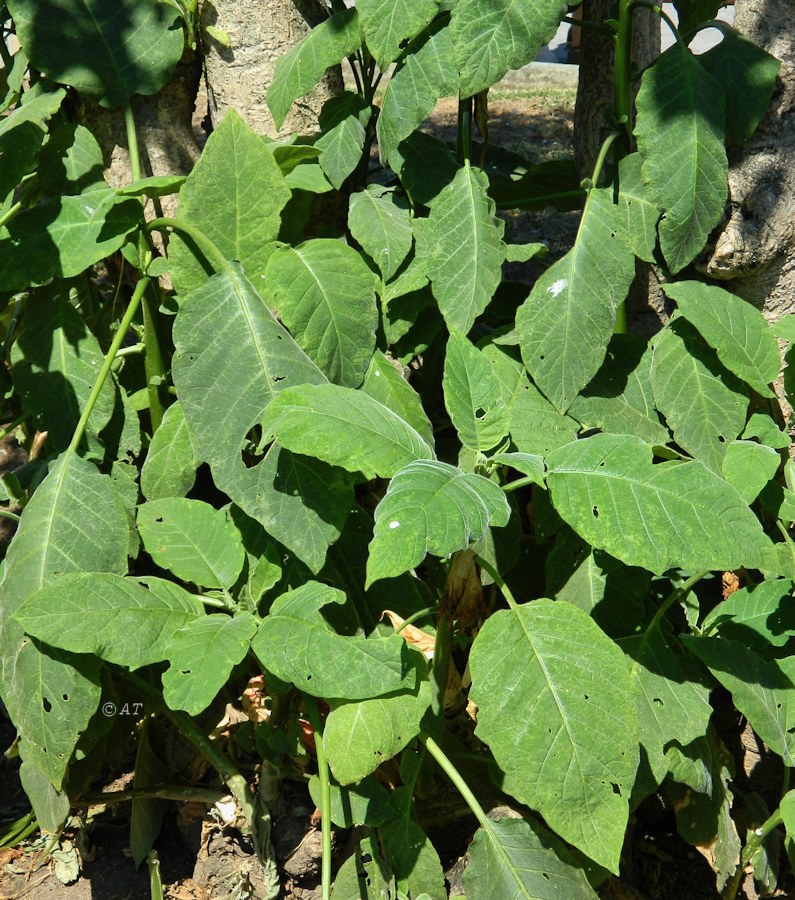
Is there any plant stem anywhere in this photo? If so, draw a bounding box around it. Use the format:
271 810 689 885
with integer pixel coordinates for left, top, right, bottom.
722 808 784 900
394 606 437 633
648 569 710 635
495 188 586 212
0 201 22 230
124 104 142 184
0 509 21 523
305 697 332 900
146 217 230 274
457 95 472 165
476 556 519 612
562 15 615 36
420 734 491 831
0 413 30 443
628 2 682 44
67 277 150 455
77 786 226 806
502 475 539 494
591 131 621 189
141 281 167 432
429 612 451 742
614 0 634 156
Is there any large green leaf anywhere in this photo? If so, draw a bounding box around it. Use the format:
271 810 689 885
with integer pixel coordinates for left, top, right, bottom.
332 836 394 899
702 580 795 651
469 599 638 871
267 8 361 130
11 284 115 452
463 817 598 900
140 401 198 501
263 240 378 387
361 351 434 447
617 153 659 263
367 459 510 586
425 162 505 332
0 453 128 787
316 92 371 190
38 122 105 195
444 330 509 451
357 0 439 69
546 433 775 574
0 87 65 141
635 44 727 273
722 440 780 505
252 582 414 700
388 131 458 207
7 0 184 107
451 0 567 98
348 186 413 281
163 612 258 715
650 319 748 472
307 774 396 828
168 111 290 295
517 189 635 413
263 383 434 480
137 498 245 590
14 573 203 668
662 281 780 398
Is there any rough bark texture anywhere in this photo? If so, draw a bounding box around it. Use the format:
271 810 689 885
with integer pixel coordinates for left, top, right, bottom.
201 0 343 137
702 0 795 326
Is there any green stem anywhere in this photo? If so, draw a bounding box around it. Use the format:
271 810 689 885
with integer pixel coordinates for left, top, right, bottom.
0 413 30 443
420 734 491 831
502 475 538 494
629 2 682 44
0 509 21 523
495 188 586 212
68 277 150 455
562 15 615 36
305 697 331 900
476 556 519 612
77 786 226 806
614 0 634 155
648 570 710 635
457 95 472 166
124 104 142 183
429 612 451 742
0 201 22 230
395 606 437 633
146 217 230 275
591 131 621 189
141 281 167 432
722 808 784 900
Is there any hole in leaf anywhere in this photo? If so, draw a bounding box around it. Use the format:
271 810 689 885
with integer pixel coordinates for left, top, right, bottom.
242 423 269 468
62 694 69 702
43 697 52 713
475 408 486 419
718 435 726 443
272 374 285 384
181 670 191 676
155 516 164 523
653 697 664 707
583 694 589 701
592 506 599 518
611 782 621 795
538 354 545 361
306 675 312 681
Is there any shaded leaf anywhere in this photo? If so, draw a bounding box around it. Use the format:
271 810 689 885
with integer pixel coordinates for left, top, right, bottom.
348 185 413 280
722 440 779 504
308 774 396 828
702 580 795 651
380 788 446 900
388 131 458 207
316 92 371 189
362 351 434 447
332 835 393 899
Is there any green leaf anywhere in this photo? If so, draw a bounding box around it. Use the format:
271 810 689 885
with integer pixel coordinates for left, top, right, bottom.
635 44 728 273
650 319 748 472
722 440 780 504
451 0 567 98
117 174 186 198
469 599 638 871
19 762 70 834
388 131 458 207
0 454 128 788
14 573 203 668
140 401 198 501
38 122 105 194
0 87 65 140
517 189 635 413
137 499 245 590
662 281 780 397
357 0 439 69
380 788 446 900
252 582 414 700
362 351 434 447
263 240 378 387
617 153 659 263
168 110 290 295
367 459 510 586
492 452 545 486
348 186 413 281
332 836 394 899
700 29 780 144
463 817 598 900
264 383 434 480
163 612 258 715
377 20 458 164
11 284 116 453
316 92 372 190
444 330 509 452
743 412 790 451
0 121 43 200
568 334 669 445
546 433 775 575
267 8 361 130
702 580 795 650
308 774 396 828
323 654 430 783
7 0 184 107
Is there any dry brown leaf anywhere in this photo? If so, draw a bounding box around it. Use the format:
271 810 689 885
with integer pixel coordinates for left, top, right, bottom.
381 610 435 658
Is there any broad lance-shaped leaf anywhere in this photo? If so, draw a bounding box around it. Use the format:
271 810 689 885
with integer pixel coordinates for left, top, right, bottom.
7 0 184 107
650 319 748 472
444 330 508 452
425 162 505 332
137 499 245 590
451 0 567 98
517 189 635 413
662 281 780 398
546 433 776 575
169 110 290 295
172 263 352 572
267 8 361 130
14 574 203 669
361 351 434 447
464 817 598 900
702 580 795 651
379 790 446 900
635 44 728 273
348 186 413 281
140 401 198 501
723 440 779 505
252 582 414 700
469 599 638 871
356 0 439 69
367 460 510 586
263 239 378 387
0 454 128 788
163 612 258 715
316 92 371 190
264 383 434 481
617 153 659 264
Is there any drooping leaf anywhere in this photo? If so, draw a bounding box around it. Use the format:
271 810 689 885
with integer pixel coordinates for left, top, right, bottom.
357 0 439 69
451 0 567 98
361 351 434 447
424 162 505 333
662 281 780 398
546 433 775 575
650 319 748 472
168 111 290 295
14 573 203 668
702 580 795 651
348 186 413 281
517 189 635 412
263 239 378 387
367 459 510 586
163 612 258 715
130 719 168 867
140 401 198 501
263 383 434 481
316 92 372 189
137 498 245 590
469 599 638 871
267 8 361 130
617 153 659 263
7 0 184 107
723 440 780 504
635 44 728 273
19 761 70 834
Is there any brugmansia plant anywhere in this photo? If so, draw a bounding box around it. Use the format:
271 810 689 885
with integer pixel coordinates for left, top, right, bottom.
0 0 793 896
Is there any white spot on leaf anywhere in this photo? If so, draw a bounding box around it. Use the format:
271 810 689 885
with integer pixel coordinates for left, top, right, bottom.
389 520 400 529
547 278 568 297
